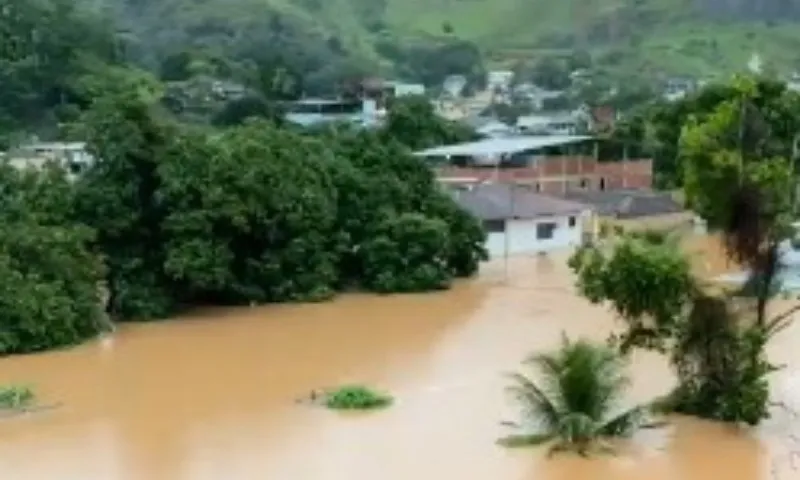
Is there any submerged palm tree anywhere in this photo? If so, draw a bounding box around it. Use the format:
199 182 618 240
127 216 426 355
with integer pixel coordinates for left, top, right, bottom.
499 336 650 456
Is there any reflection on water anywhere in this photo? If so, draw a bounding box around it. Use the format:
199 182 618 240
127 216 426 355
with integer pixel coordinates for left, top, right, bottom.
1 248 799 479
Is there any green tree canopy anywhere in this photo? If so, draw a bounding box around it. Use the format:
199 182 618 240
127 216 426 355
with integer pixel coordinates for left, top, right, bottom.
68 93 486 322
0 165 106 355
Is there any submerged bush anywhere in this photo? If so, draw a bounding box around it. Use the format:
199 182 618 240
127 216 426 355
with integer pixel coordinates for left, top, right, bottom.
0 385 35 409
324 385 393 410
0 165 107 355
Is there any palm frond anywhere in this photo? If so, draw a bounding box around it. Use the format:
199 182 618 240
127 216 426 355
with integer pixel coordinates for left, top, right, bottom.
598 406 647 437
552 339 629 421
505 372 561 432
765 303 800 338
501 337 650 456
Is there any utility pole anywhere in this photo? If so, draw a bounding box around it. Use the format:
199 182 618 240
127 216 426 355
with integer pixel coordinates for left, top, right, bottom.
504 183 514 284
792 134 800 213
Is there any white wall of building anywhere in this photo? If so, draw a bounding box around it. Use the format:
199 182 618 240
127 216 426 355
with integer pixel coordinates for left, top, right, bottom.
393 83 425 96
484 213 586 258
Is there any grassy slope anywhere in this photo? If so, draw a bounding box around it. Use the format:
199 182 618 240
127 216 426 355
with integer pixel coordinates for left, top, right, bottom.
101 0 800 77
380 0 800 76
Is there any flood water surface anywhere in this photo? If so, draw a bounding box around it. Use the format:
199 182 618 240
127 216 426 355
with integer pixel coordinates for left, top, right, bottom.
1 252 800 480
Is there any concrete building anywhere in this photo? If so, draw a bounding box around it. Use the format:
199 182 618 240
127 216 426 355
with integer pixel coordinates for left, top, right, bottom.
487 70 514 91
442 75 467 97
283 98 382 128
450 183 591 257
389 82 425 97
417 136 652 194
516 112 584 135
4 142 94 175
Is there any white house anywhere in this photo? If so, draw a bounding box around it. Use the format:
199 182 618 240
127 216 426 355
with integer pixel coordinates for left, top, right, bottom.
284 98 382 128
5 141 95 175
450 183 592 257
390 81 426 97
516 112 582 135
443 75 467 98
513 83 566 110
487 70 514 91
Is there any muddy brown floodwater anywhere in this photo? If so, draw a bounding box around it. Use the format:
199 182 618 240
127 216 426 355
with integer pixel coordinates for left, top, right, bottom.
2 248 800 479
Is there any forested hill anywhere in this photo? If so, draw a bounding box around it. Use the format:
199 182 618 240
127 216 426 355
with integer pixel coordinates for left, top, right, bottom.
94 0 800 78
5 0 800 143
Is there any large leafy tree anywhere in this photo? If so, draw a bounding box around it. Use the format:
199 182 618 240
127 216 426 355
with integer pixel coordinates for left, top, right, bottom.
0 165 106 355
681 75 799 327
381 95 477 151
569 233 779 425
158 121 340 303
75 91 176 320
360 213 451 293
568 76 800 425
622 75 800 188
69 93 487 322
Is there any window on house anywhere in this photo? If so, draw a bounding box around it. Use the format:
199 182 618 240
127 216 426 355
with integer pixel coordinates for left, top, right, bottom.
568 216 576 228
536 222 557 240
483 219 506 233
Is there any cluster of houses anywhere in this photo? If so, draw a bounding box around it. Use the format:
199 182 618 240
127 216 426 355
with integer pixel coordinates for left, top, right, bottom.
3 69 694 262
6 135 689 261
417 135 691 258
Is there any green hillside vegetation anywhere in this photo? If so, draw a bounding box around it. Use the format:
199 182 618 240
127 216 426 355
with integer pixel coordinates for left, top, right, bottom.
98 0 800 81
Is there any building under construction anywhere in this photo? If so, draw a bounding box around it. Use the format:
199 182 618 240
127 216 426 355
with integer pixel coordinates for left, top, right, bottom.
415 135 652 195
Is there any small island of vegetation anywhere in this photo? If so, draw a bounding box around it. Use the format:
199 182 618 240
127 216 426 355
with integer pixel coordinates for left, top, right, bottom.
0 385 35 411
323 385 394 410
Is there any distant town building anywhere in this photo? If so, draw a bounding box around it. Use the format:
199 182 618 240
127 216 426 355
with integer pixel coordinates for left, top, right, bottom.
486 70 514 92
355 78 426 110
283 98 383 128
465 116 517 138
587 105 618 133
442 75 467 98
449 182 591 257
416 135 652 194
569 69 592 84
389 82 425 97
516 112 584 135
663 77 696 102
4 142 94 175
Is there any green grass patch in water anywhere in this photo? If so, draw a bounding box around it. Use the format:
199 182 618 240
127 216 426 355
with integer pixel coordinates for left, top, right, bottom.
0 385 35 409
324 385 393 410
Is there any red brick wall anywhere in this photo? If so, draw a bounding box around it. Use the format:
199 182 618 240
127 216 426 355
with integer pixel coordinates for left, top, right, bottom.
436 157 653 191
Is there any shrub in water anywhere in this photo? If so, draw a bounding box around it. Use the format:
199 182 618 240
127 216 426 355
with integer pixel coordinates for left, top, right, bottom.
0 385 34 409
324 385 393 410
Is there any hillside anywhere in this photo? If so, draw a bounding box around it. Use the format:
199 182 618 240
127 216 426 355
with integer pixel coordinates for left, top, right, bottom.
97 0 800 79
384 0 800 76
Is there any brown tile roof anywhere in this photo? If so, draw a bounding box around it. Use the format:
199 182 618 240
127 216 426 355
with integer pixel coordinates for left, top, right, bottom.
451 183 590 220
